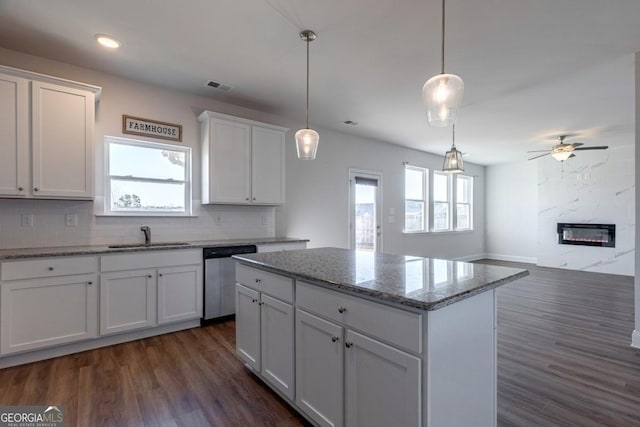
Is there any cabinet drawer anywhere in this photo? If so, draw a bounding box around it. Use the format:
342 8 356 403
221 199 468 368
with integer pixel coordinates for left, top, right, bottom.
101 249 201 272
235 264 293 303
296 281 422 354
1 256 98 281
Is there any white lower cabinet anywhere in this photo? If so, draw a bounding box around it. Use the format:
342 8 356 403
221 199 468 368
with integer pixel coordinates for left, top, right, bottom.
344 330 421 427
235 278 295 400
100 269 156 335
0 273 98 355
296 309 344 427
100 250 203 335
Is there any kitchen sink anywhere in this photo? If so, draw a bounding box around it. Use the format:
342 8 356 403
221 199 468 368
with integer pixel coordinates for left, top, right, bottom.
108 242 191 249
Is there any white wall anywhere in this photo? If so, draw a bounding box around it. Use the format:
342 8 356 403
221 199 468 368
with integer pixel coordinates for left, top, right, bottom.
633 51 640 348
0 46 486 260
280 127 486 260
485 161 538 263
537 145 635 276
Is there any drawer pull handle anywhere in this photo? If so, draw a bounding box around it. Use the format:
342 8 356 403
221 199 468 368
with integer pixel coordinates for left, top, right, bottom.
255 279 262 283
48 266 54 271
338 306 346 314
345 341 353 348
331 336 339 343
251 298 258 303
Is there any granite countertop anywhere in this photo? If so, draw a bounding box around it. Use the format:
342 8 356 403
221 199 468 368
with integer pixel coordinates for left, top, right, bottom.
233 247 529 311
0 237 308 260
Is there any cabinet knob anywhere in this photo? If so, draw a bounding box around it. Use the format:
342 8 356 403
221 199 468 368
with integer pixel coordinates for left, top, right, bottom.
148 275 153 278
345 341 353 348
159 273 163 277
17 187 23 191
88 281 93 285
255 278 262 283
34 187 39 191
245 197 250 201
331 336 339 343
258 301 264 306
251 298 258 303
338 306 346 314
48 266 54 271
253 197 256 201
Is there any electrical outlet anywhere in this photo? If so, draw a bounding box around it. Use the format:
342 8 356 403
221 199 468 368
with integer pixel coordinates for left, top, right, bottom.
215 215 222 226
21 214 34 227
65 213 78 227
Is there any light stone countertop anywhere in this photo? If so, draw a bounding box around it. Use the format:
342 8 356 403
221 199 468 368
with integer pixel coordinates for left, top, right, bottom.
233 247 529 311
0 237 309 260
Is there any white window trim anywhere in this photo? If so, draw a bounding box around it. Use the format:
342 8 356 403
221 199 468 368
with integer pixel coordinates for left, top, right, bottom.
403 164 428 233
455 174 474 231
431 170 452 232
103 136 192 217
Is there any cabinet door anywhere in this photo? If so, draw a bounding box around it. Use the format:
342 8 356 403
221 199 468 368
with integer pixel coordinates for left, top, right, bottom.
0 73 29 197
209 118 251 203
100 269 156 335
261 294 294 400
296 309 344 427
236 283 261 371
344 330 421 427
157 264 203 324
31 81 94 199
0 274 98 355
251 125 284 204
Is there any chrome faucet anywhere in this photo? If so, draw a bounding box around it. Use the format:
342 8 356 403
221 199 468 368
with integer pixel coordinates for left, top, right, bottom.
140 225 151 245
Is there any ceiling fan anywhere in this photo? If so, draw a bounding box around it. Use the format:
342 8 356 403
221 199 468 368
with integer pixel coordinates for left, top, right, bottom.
528 135 608 161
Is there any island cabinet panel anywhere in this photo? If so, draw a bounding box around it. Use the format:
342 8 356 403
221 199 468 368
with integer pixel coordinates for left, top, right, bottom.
235 284 261 371
296 281 422 354
344 330 421 427
236 263 293 303
260 294 294 400
295 309 344 427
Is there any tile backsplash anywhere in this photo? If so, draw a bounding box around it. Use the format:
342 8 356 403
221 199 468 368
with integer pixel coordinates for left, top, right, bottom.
0 198 275 249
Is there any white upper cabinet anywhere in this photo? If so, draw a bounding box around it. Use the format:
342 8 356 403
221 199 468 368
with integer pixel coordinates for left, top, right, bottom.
0 65 101 200
199 111 287 205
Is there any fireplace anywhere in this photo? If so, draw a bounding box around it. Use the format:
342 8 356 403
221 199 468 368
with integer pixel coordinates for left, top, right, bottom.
557 223 615 248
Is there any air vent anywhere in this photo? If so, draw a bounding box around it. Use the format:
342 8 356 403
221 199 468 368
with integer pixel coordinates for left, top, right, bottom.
344 120 358 126
205 80 233 92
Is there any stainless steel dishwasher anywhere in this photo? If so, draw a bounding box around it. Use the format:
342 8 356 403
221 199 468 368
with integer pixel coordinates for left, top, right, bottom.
202 245 257 324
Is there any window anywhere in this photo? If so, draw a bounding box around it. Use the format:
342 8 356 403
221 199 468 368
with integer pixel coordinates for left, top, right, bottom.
105 136 191 215
456 175 473 230
404 165 428 232
432 171 451 231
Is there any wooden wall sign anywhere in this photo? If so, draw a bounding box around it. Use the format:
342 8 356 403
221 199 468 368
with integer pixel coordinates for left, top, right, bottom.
122 115 183 142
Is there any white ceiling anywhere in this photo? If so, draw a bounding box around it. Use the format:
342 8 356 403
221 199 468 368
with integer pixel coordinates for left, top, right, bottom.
0 0 638 165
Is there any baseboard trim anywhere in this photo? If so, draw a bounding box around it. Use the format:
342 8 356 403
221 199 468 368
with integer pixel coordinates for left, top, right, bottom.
484 253 538 264
453 253 488 262
632 330 640 349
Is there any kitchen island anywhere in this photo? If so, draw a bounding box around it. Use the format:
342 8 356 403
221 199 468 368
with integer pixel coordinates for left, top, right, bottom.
233 247 528 427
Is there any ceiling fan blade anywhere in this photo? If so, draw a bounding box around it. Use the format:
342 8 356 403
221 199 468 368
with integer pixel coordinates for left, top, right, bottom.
573 146 609 151
528 152 551 160
567 142 584 149
569 153 576 158
527 149 552 153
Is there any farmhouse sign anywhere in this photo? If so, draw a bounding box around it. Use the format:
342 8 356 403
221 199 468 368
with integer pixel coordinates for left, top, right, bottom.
122 115 183 142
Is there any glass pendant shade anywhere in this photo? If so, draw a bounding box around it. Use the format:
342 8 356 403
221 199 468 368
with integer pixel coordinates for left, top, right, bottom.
423 73 464 127
442 146 464 173
551 151 572 162
295 128 319 160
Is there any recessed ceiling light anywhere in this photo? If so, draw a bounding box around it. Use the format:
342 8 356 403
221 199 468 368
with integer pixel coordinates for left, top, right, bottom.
95 34 122 49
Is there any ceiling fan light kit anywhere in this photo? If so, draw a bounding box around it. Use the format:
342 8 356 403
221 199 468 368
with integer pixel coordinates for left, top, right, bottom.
422 0 464 127
527 135 609 162
295 29 319 160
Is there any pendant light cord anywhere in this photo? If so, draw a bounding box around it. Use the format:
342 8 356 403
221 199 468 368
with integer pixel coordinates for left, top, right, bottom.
441 0 445 75
305 36 310 129
451 123 456 148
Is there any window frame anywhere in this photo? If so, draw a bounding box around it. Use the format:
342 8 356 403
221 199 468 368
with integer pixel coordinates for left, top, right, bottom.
403 164 429 233
431 170 452 232
104 136 192 217
455 174 473 231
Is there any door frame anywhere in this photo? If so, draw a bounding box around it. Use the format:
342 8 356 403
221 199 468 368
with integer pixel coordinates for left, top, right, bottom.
348 168 383 252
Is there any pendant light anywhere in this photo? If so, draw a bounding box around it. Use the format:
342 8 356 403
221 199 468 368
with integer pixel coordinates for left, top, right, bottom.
422 0 464 127
295 30 319 160
442 124 464 173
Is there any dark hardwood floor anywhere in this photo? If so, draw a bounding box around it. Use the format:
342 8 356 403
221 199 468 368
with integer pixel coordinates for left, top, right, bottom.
0 260 638 426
